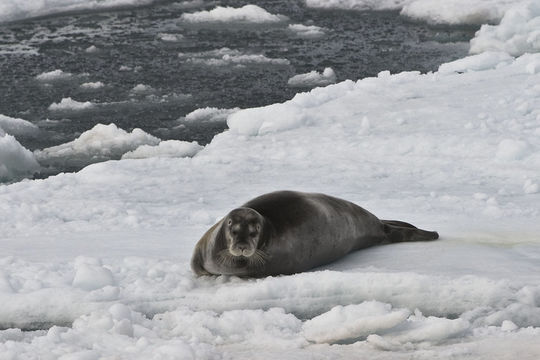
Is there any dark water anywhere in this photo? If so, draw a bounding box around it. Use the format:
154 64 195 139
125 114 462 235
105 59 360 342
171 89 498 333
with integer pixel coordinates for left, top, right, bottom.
0 0 476 176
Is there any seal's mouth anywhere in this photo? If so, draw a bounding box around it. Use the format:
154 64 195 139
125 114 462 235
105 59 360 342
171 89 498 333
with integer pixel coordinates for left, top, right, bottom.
229 247 255 257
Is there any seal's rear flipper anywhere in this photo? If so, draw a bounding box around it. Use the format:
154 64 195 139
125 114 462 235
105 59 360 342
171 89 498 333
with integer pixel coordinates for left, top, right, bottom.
381 220 439 243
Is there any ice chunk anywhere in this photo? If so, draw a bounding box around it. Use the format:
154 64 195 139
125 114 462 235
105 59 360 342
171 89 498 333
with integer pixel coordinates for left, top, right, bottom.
48 97 95 111
0 114 39 137
181 5 287 23
287 67 337 88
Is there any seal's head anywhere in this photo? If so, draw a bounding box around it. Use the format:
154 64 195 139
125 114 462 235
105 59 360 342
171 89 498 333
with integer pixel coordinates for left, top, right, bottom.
223 207 264 257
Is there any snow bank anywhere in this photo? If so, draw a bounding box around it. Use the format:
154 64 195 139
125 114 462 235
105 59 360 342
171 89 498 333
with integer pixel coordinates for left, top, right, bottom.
181 5 288 24
35 123 160 168
288 24 326 38
35 69 72 81
0 130 39 183
179 48 290 67
287 67 337 88
122 140 203 159
48 97 95 111
184 107 240 123
470 2 540 56
0 114 39 137
0 0 157 24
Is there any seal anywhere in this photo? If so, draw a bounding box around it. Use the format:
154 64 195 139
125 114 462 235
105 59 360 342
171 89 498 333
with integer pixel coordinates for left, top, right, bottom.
191 190 439 277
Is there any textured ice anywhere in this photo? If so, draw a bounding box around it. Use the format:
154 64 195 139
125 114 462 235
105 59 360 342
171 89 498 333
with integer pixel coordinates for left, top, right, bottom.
181 4 288 24
470 2 540 56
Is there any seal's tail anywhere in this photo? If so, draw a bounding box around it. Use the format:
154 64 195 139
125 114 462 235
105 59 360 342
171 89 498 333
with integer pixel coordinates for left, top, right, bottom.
381 220 439 243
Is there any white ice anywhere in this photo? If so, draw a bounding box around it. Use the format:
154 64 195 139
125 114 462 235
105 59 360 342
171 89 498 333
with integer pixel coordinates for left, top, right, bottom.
80 81 104 90
2 1 540 359
0 114 39 137
181 5 288 24
34 123 160 168
121 140 203 159
48 97 95 111
288 24 326 38
287 67 337 88
35 69 72 82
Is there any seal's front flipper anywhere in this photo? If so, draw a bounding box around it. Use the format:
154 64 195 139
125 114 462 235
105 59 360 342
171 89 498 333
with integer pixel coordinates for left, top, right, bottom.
381 220 439 243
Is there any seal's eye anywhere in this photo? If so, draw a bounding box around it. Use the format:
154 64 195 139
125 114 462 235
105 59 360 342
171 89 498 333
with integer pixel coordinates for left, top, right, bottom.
227 219 232 226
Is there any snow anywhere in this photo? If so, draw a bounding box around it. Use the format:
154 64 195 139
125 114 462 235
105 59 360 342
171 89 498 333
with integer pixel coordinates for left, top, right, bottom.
470 2 540 56
2 1 540 358
179 48 290 67
184 107 240 123
121 140 203 159
287 67 337 88
48 97 95 111
34 123 160 169
0 114 39 137
181 5 288 24
35 69 72 82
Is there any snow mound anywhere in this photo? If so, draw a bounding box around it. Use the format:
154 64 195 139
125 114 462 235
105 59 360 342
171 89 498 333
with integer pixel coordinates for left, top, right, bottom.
48 97 95 111
0 114 39 137
287 67 337 88
179 47 290 67
0 0 157 24
35 123 160 168
438 51 514 74
0 130 40 183
184 107 240 123
122 140 203 159
35 69 72 81
288 24 326 38
303 301 411 343
181 5 288 24
470 2 540 56
80 81 104 90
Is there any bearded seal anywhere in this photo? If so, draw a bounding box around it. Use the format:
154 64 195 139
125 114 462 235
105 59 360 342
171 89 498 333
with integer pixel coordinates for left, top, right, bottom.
191 190 439 277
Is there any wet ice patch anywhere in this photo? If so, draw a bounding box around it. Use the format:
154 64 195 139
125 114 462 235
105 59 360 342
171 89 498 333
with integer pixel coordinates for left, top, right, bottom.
0 130 39 183
181 5 288 24
34 123 160 168
48 97 95 111
287 67 336 88
303 301 410 343
0 114 39 137
121 140 203 159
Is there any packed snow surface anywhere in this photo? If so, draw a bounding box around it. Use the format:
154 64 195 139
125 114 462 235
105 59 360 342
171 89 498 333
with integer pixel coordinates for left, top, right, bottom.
181 5 288 24
287 67 337 88
2 1 540 358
